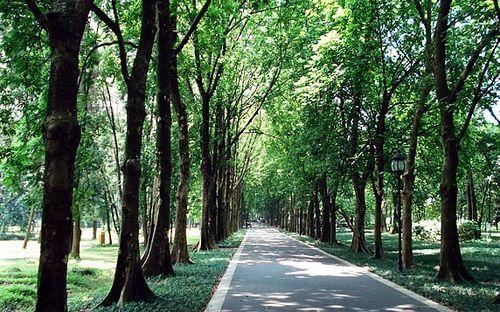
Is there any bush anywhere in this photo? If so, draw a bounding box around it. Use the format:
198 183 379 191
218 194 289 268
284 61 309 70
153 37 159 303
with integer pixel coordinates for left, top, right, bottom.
458 220 481 241
413 220 441 242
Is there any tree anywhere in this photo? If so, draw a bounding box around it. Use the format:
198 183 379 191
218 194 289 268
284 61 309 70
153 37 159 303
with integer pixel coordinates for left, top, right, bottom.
23 1 90 310
90 0 158 305
430 0 498 283
145 0 210 269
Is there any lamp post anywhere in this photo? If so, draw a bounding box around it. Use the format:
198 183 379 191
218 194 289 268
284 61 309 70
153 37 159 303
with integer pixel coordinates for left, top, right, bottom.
391 150 405 273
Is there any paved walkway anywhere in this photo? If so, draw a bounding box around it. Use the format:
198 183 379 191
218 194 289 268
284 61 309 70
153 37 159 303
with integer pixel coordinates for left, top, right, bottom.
208 227 448 312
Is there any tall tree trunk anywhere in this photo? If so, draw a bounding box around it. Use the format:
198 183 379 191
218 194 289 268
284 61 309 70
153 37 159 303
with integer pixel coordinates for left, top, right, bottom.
430 0 492 283
142 0 175 275
106 205 113 245
141 178 149 245
478 181 489 230
92 220 97 240
351 175 371 254
348 92 372 254
318 176 331 243
104 81 123 202
210 102 222 242
307 192 315 238
199 96 217 250
221 162 231 240
436 108 474 283
373 97 389 258
466 163 478 222
216 111 229 241
402 87 429 268
98 0 157 305
101 87 156 304
171 54 192 264
33 2 90 310
71 205 81 259
313 185 321 239
22 205 36 249
330 189 340 245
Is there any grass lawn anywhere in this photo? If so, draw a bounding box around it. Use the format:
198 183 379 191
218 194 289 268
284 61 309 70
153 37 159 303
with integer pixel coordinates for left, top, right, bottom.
0 229 246 312
285 230 499 312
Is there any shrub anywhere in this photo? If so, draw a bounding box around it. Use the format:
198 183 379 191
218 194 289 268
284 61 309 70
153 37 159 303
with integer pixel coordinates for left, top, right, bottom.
413 220 441 242
458 220 481 241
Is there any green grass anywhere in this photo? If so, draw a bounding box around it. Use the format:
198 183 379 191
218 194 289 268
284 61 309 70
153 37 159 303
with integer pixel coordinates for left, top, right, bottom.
284 230 499 312
0 230 246 312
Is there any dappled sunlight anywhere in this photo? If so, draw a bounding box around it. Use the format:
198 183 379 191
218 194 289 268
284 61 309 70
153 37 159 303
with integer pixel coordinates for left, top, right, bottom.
413 248 440 256
74 259 115 270
280 259 365 277
221 228 436 312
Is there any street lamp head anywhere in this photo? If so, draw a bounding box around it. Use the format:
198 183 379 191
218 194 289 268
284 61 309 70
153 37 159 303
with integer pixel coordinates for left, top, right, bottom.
391 150 406 174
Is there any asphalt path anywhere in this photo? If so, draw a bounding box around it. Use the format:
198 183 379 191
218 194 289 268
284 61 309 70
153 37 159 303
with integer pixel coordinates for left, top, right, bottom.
214 227 446 312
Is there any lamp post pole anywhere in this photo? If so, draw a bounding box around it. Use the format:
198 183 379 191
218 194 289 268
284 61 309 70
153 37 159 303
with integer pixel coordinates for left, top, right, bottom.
397 172 403 273
392 149 405 274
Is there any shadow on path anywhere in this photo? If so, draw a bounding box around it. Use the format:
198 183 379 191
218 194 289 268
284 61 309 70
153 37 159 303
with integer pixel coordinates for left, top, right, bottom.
220 227 439 311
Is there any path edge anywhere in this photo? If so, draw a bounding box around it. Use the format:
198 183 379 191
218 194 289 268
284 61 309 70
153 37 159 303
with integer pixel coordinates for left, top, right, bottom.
283 231 455 312
204 229 250 312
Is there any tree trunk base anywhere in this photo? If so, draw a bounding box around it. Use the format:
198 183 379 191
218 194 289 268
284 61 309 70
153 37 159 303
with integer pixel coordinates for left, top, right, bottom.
99 263 155 308
197 236 218 251
436 264 475 284
330 240 342 246
373 244 383 259
171 247 194 265
191 241 199 251
142 252 175 277
350 236 372 254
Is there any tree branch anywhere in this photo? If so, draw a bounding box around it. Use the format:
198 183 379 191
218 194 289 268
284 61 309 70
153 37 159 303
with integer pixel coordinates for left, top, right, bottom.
25 0 47 30
457 41 499 143
175 0 212 54
78 41 138 89
449 27 499 101
229 66 281 147
90 2 130 80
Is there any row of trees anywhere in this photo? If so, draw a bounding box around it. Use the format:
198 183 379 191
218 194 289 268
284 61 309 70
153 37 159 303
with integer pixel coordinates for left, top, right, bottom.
0 0 498 310
245 0 498 284
0 0 293 311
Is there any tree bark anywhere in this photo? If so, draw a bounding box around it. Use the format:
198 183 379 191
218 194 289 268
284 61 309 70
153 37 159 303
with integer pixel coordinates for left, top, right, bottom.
318 176 331 243
92 220 97 240
313 185 321 239
351 175 371 254
402 107 423 268
171 63 192 264
22 205 36 249
307 192 315 238
402 74 431 268
330 188 340 245
199 95 217 250
348 92 372 254
98 0 157 305
435 108 474 282
373 96 390 258
466 163 478 222
142 0 176 275
106 205 113 245
140 176 149 245
103 81 123 202
32 1 90 310
431 0 485 283
70 206 81 259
